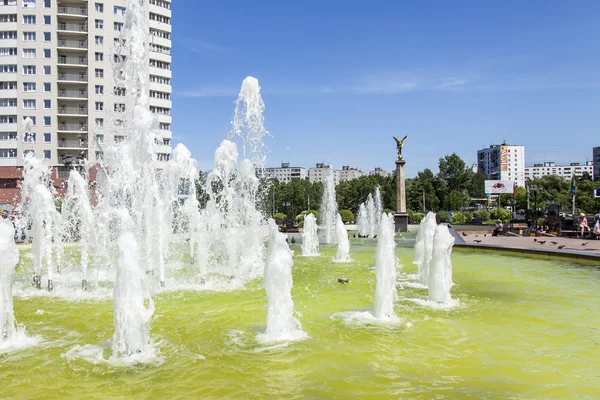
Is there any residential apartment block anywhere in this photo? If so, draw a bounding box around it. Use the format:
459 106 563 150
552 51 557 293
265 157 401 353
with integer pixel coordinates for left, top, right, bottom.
259 162 306 182
0 0 172 206
593 146 600 181
369 167 390 177
524 161 594 181
477 142 525 187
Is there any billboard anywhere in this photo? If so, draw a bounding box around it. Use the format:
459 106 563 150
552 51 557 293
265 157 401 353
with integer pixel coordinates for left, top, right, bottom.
500 146 508 172
485 180 513 194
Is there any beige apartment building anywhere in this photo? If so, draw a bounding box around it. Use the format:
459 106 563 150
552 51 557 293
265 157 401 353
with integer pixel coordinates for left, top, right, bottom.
0 0 172 207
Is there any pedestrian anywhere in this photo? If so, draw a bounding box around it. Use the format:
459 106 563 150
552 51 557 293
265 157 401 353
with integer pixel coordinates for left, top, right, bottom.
578 213 590 238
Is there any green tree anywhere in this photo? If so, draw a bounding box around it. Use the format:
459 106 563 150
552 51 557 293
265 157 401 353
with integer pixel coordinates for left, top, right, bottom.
339 209 355 223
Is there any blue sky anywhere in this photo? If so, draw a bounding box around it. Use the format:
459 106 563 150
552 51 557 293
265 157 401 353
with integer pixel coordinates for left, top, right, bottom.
170 0 600 177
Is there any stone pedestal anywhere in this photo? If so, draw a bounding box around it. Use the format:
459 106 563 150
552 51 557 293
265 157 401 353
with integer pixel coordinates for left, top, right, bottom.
394 159 408 232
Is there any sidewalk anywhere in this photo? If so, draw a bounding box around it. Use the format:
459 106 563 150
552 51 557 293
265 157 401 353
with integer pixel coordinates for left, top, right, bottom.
460 234 600 256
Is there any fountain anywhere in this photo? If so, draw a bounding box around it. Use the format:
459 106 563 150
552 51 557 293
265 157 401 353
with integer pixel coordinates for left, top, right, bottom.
319 167 337 244
18 151 62 291
0 222 19 345
373 213 399 320
428 224 456 305
61 170 96 290
356 203 369 237
257 219 306 343
333 214 351 262
356 187 383 238
413 211 437 287
301 213 319 256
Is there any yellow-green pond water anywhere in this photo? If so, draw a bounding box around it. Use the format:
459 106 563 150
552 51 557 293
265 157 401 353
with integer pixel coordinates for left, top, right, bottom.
1 241 599 399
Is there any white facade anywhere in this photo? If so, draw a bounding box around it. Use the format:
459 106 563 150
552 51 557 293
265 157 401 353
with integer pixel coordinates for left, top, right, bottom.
477 143 525 187
0 0 172 177
369 167 390 177
338 165 364 181
524 161 593 180
308 163 339 185
260 162 306 182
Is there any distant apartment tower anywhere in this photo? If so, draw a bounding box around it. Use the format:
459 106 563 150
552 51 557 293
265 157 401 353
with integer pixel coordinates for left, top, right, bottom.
0 0 172 206
308 163 338 184
369 167 390 177
338 165 364 181
477 142 525 187
594 146 600 181
260 162 306 182
524 161 593 181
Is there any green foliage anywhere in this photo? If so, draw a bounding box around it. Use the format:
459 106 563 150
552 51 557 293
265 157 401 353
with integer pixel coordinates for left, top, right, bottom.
412 212 425 224
295 209 320 227
339 209 354 224
437 211 451 223
490 207 511 222
54 198 63 213
473 209 490 221
384 208 393 214
273 213 286 224
451 211 467 224
463 211 473 222
336 175 395 214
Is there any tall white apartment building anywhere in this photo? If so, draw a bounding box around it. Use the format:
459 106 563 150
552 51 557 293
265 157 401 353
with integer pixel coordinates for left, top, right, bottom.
477 142 525 187
308 163 339 185
369 167 390 177
0 0 172 186
338 165 364 181
259 162 307 182
524 161 593 180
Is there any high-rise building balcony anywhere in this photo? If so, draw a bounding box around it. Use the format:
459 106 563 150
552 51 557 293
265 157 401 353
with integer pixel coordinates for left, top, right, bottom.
58 138 88 149
58 121 88 132
57 39 88 50
58 106 88 116
58 55 88 66
58 22 88 33
57 6 88 17
58 72 88 82
58 88 88 99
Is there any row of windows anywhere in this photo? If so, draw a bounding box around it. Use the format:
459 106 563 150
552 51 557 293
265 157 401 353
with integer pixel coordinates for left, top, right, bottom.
0 115 51 126
149 12 170 25
0 149 52 160
149 59 170 70
150 44 171 55
93 20 124 32
22 15 51 25
149 106 171 115
150 90 170 100
149 0 171 10
150 28 170 40
0 31 17 40
150 75 171 85
0 132 52 143
0 48 17 56
0 15 17 23
93 3 126 15
23 32 52 41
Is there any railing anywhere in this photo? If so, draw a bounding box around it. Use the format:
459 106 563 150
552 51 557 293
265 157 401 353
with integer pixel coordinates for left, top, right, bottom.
58 139 88 148
57 39 87 49
58 56 88 65
58 72 87 82
58 89 88 98
58 23 87 33
58 122 88 131
57 7 87 16
58 106 88 115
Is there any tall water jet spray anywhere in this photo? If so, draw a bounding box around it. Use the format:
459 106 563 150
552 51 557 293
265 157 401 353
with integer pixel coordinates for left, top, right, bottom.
319 167 337 244
428 224 456 305
0 222 20 345
301 213 319 256
373 213 399 320
413 212 437 286
357 203 369 237
18 151 61 291
333 214 351 262
62 170 96 290
257 220 306 343
356 187 383 238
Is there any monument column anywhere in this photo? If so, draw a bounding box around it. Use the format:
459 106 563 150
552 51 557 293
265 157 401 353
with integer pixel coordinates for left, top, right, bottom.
394 159 408 232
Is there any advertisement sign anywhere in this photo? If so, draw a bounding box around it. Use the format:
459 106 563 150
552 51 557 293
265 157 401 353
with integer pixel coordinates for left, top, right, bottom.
485 180 513 194
595 187 600 198
500 146 508 172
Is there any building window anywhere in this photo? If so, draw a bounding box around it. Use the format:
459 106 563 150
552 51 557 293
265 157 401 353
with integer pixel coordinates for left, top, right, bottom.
23 48 36 58
23 0 36 8
22 150 34 159
95 52 103 61
95 68 103 78
95 85 103 94
44 133 51 143
43 65 51 74
114 6 125 15
43 82 50 92
96 134 104 144
44 0 50 7
0 48 17 56
44 15 50 24
95 19 103 29
43 99 50 108
23 32 36 41
43 116 50 126
95 35 103 45
43 32 50 41
0 65 17 73
95 151 103 160
114 103 125 112
95 3 103 12
23 15 36 24
95 118 103 127
23 65 36 75
114 22 123 31
43 150 51 159
95 101 103 111
42 49 51 58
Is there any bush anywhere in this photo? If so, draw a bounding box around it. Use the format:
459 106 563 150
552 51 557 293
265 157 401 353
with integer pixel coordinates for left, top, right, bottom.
412 212 425 224
437 211 451 223
339 209 354 224
490 207 511 223
384 208 394 215
463 211 473 222
451 211 467 224
273 213 286 224
473 209 490 221
294 209 321 227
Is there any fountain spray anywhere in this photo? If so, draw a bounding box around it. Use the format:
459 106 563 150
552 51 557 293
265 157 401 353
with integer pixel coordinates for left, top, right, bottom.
301 213 319 256
373 213 399 319
319 167 338 244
